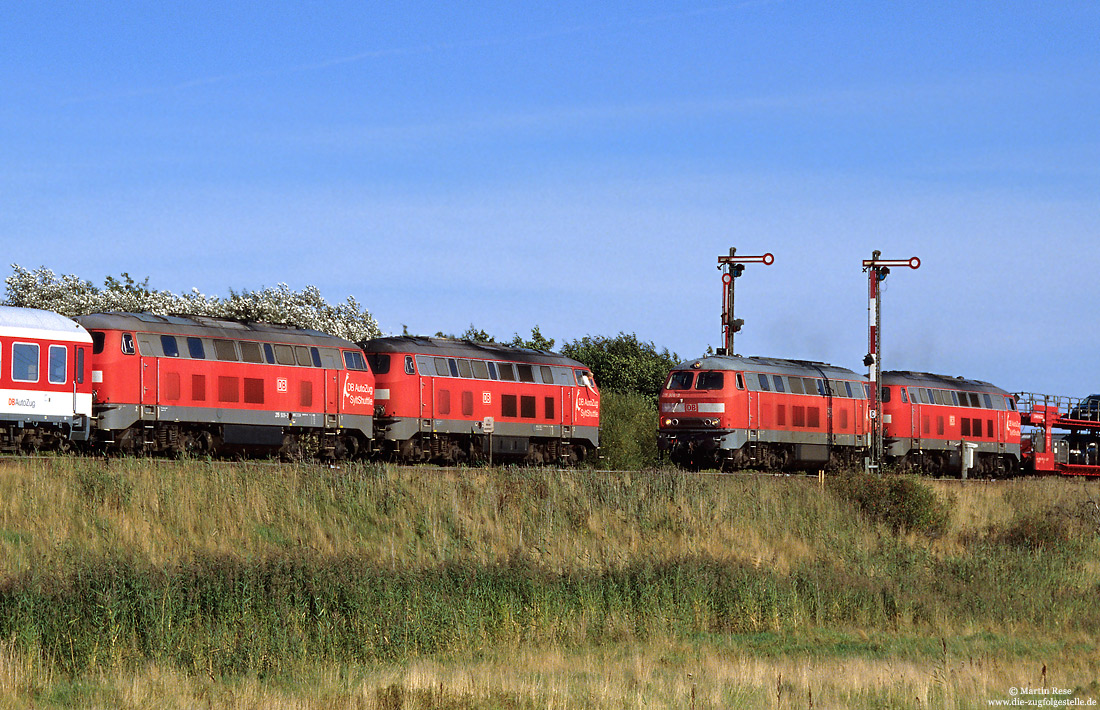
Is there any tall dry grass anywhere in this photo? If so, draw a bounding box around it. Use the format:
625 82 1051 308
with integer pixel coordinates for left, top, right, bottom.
0 458 1098 708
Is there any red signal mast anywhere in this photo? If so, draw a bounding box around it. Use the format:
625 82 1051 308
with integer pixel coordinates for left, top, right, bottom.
862 250 920 472
717 247 774 355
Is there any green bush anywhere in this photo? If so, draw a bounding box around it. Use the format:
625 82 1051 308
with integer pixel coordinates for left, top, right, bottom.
828 472 950 536
596 391 659 470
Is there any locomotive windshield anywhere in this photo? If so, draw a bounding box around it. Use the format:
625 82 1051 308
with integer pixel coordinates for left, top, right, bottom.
667 371 694 390
696 372 724 390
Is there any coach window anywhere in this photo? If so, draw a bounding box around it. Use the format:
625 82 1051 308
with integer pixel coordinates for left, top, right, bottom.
311 348 322 368
91 332 106 354
76 347 85 384
405 356 416 375
457 359 472 379
48 345 67 384
263 344 276 364
161 335 180 358
667 371 694 390
12 343 39 382
757 374 770 392
121 333 135 355
214 339 238 362
274 344 295 366
696 372 724 390
472 360 489 379
434 358 449 376
498 363 516 382
517 364 535 383
294 346 312 367
448 359 459 377
540 366 553 384
188 337 206 359
240 342 263 364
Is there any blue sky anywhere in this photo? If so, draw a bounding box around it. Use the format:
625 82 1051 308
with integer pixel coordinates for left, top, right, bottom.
2 1 1097 395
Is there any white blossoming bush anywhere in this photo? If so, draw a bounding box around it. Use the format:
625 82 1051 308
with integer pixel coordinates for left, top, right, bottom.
4 265 381 342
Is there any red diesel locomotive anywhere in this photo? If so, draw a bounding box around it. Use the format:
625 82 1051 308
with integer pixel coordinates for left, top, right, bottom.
0 306 93 451
361 336 599 464
658 355 871 471
880 371 1021 477
75 313 374 458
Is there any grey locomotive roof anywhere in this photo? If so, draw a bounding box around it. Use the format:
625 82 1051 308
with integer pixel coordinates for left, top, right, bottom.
362 336 587 368
671 354 862 380
0 306 91 342
74 312 357 348
882 370 1008 394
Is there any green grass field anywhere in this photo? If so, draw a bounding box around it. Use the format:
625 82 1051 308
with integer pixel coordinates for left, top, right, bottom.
0 457 1098 708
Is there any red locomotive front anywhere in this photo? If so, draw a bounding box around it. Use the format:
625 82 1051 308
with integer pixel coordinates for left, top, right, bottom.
362 336 598 464
659 355 870 471
76 313 372 458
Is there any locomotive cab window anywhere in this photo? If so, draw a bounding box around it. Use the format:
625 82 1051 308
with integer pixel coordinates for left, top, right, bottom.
667 371 694 390
91 332 106 354
344 351 368 371
366 353 390 374
404 356 416 375
882 387 891 403
1005 396 1017 411
121 333 135 355
735 373 745 390
12 343 39 382
696 372 724 390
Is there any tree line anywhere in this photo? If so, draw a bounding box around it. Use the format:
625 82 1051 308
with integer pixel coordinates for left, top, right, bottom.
4 265 682 400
